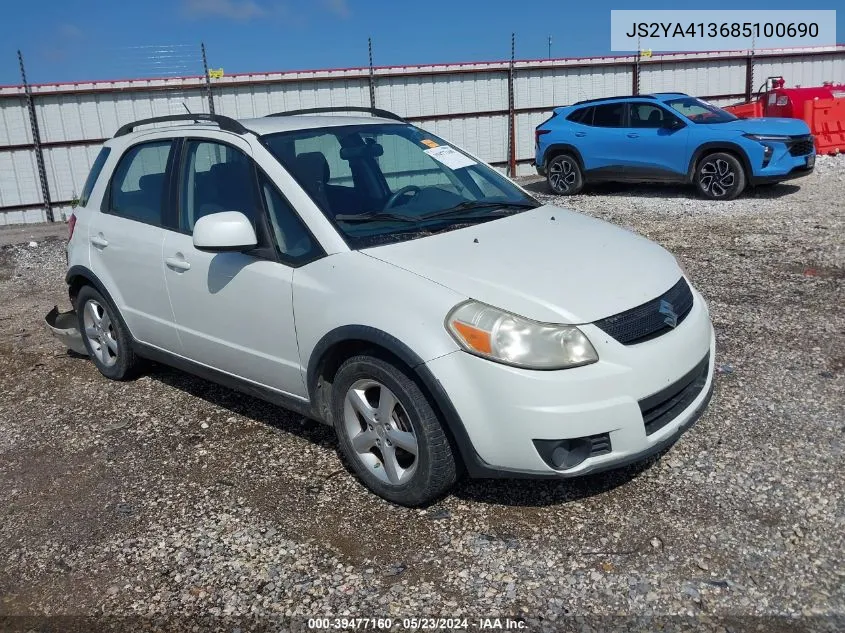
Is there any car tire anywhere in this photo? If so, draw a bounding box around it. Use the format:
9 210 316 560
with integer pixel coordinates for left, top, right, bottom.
546 153 584 195
694 152 746 200
76 285 141 380
331 354 458 506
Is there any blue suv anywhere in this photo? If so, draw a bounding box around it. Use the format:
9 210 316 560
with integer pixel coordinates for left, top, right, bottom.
534 93 815 200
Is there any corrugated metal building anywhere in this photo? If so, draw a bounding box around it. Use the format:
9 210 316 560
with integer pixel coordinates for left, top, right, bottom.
1 44 843 225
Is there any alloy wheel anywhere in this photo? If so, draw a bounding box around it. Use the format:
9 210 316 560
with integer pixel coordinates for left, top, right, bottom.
343 379 419 486
82 299 118 367
699 158 736 198
549 158 577 193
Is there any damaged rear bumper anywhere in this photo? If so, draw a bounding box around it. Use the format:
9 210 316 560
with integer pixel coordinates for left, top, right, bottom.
44 306 87 355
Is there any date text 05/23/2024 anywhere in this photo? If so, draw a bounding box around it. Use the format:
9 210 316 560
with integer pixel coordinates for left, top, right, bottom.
306 617 527 630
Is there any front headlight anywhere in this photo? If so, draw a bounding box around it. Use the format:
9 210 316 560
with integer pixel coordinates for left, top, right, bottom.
445 300 598 369
742 133 792 142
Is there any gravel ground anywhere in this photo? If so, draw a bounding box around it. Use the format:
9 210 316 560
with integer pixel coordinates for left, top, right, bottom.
1 156 843 632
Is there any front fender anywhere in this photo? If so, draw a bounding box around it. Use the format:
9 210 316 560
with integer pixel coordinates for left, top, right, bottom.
294 251 464 387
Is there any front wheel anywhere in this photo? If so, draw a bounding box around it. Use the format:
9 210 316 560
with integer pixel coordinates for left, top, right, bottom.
695 152 746 200
331 354 458 506
546 153 584 195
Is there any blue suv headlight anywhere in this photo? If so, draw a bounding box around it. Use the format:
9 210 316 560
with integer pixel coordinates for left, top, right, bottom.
742 133 792 142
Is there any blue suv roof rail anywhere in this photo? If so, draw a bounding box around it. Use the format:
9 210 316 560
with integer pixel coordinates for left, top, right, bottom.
572 95 656 106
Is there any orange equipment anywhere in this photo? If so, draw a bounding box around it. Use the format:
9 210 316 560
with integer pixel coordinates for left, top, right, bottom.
724 77 845 155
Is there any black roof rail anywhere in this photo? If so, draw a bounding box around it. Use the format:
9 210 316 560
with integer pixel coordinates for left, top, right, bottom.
114 114 249 138
650 91 690 96
572 94 658 106
266 106 406 122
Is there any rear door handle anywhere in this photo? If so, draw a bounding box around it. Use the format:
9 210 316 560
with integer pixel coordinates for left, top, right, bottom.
90 235 109 248
627 133 640 138
165 256 191 272
575 132 587 137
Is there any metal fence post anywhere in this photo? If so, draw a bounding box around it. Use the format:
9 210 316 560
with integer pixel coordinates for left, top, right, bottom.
745 37 756 102
201 42 215 114
18 50 54 223
368 37 376 109
507 33 516 178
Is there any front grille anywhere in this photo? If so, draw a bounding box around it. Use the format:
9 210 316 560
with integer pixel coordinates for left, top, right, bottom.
788 135 814 157
593 277 694 345
639 353 710 436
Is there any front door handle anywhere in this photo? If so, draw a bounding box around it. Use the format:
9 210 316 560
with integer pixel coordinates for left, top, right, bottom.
165 256 191 272
627 133 640 138
90 235 109 248
575 132 587 137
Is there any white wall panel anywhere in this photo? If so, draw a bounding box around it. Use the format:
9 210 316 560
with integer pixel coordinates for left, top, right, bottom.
753 53 845 90
640 59 746 97
43 144 104 203
0 97 31 146
377 72 507 118
0 150 40 207
515 65 632 108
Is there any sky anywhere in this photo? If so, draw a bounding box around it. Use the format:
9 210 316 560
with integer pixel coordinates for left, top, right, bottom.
1 1 843 85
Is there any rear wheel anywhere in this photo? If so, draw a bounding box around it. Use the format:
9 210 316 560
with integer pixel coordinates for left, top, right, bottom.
332 354 458 506
695 152 746 200
76 285 140 380
546 153 584 195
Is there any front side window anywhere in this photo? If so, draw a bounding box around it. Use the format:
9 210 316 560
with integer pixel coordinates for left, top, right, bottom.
179 140 260 233
79 147 111 207
258 172 321 264
630 103 668 128
665 97 737 124
261 123 537 248
109 141 173 225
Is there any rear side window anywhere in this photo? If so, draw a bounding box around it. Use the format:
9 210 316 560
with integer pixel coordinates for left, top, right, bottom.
567 107 592 124
78 147 111 207
109 141 173 226
592 103 625 127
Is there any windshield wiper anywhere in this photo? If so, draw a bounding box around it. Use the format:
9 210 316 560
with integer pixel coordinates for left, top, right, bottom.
419 200 538 221
334 212 418 224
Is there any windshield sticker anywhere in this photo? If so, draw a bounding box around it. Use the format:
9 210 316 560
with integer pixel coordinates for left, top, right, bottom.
420 139 439 148
424 146 476 170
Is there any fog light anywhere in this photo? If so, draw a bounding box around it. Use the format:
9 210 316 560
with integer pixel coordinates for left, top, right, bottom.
534 436 608 470
762 144 773 167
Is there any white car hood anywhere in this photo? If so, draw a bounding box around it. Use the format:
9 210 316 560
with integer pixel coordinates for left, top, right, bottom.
362 205 682 324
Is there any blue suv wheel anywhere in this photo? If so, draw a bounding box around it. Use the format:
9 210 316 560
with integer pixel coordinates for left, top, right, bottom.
694 152 746 200
547 153 584 195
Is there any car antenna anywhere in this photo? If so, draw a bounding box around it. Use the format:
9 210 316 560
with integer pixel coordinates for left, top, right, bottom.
183 103 191 114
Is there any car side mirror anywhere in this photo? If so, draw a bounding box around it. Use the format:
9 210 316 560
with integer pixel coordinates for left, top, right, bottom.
193 211 257 252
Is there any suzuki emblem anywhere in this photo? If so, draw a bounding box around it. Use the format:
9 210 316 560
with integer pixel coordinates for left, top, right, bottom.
659 299 678 328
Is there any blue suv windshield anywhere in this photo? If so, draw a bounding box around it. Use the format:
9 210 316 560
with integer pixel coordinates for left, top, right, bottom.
665 97 737 124
262 123 537 247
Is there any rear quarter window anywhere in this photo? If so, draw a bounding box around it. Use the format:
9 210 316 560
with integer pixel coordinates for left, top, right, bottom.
78 147 111 207
567 107 592 124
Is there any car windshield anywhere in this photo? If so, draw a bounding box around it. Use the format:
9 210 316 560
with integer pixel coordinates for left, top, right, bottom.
261 123 538 248
665 97 737 124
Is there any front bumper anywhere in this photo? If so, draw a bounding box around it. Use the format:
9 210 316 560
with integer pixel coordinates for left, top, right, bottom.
425 287 715 478
749 139 815 185
751 163 814 185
